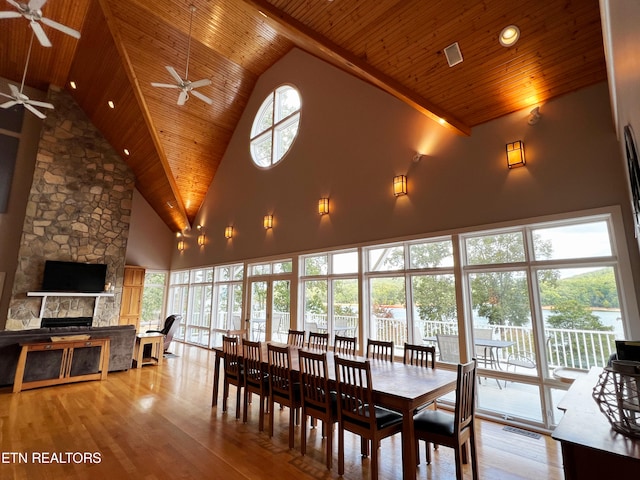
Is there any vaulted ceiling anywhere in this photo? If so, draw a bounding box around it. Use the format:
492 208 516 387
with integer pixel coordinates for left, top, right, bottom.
0 0 607 232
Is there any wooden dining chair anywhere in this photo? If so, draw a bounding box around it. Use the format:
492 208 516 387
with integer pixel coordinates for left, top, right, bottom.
287 329 305 348
267 343 302 449
334 356 403 480
221 335 243 419
403 342 436 368
413 359 479 480
366 338 394 362
242 340 269 431
333 334 357 355
298 349 338 469
308 331 329 351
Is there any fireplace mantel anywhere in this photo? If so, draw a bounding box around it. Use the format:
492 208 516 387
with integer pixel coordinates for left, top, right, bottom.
27 291 115 322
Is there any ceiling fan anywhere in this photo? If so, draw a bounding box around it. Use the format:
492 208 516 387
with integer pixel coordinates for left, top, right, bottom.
0 0 81 48
151 5 213 106
0 32 54 119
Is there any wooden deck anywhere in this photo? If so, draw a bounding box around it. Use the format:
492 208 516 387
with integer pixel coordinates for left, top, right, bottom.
0 342 564 479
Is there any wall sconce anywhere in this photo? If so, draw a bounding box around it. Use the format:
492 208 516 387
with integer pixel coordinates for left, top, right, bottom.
263 214 273 229
224 226 233 239
528 106 541 126
176 233 185 252
197 225 205 246
506 141 526 169
318 198 329 215
393 175 407 196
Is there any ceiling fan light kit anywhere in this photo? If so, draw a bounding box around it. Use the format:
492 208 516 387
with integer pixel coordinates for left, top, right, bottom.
150 5 213 106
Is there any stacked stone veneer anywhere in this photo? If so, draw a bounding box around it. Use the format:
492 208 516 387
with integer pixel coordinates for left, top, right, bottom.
6 87 135 330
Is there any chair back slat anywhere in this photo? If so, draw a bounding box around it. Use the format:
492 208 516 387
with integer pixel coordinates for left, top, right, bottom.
243 340 264 385
287 329 306 347
268 344 294 399
403 342 436 368
308 332 329 351
299 350 330 412
222 335 241 376
454 360 477 432
366 339 394 362
334 356 374 425
333 335 357 355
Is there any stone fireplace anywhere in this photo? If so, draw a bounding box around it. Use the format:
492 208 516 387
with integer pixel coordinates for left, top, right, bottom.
6 87 135 330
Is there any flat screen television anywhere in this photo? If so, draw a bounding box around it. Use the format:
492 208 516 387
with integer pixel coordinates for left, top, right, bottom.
41 260 107 293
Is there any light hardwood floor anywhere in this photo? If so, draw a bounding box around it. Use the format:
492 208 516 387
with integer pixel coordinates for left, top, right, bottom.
0 342 564 479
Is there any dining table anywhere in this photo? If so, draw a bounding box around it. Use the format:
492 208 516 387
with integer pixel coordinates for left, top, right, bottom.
212 342 458 480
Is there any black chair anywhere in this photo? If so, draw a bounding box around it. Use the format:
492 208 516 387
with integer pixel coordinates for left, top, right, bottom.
299 349 338 469
308 331 329 351
221 335 243 419
243 340 269 431
414 359 479 480
333 334 357 355
366 339 394 362
267 344 302 449
334 356 403 479
287 329 305 347
146 314 181 353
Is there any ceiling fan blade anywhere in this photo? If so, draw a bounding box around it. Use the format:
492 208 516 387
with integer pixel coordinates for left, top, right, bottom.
6 0 22 10
41 17 81 39
0 100 19 109
24 103 47 119
0 92 13 99
151 82 179 89
27 99 54 109
189 78 211 89
191 90 213 105
165 66 184 85
29 0 48 11
8 84 20 97
30 20 52 47
0 11 22 19
177 90 188 106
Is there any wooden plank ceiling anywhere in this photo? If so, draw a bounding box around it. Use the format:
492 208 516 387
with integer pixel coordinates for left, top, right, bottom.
0 0 607 232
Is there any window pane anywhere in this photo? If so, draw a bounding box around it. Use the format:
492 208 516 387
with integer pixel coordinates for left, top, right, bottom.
469 271 534 374
303 280 327 333
477 382 543 422
232 265 244 280
250 132 272 167
538 267 619 372
250 263 271 276
409 240 454 269
465 232 525 264
412 274 457 343
271 280 291 343
216 266 230 282
334 278 359 338
273 260 292 274
332 251 358 274
370 277 406 344
532 221 612 260
368 245 405 271
275 85 301 121
304 255 328 275
251 95 273 136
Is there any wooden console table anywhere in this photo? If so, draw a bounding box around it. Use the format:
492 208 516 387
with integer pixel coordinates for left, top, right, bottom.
552 367 640 479
13 338 110 393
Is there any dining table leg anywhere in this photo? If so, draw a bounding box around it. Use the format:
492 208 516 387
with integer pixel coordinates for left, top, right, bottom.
400 408 417 480
212 349 221 406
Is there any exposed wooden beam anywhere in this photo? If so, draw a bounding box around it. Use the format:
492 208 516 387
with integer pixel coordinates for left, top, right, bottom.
241 0 471 136
98 0 191 232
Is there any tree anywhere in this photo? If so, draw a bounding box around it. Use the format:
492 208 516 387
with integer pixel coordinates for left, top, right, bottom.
546 300 613 331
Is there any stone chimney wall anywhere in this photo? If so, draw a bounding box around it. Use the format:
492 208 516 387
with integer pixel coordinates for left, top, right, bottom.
6 87 135 330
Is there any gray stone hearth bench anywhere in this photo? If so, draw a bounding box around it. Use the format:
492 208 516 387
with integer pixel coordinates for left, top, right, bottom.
0 325 137 388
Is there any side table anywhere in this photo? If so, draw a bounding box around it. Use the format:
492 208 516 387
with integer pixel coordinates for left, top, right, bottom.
133 333 164 368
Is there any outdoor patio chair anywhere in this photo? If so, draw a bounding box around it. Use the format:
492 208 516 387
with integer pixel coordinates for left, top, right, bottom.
436 334 461 363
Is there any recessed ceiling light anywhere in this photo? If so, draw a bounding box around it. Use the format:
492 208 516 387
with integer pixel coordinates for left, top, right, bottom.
69 81 77 89
123 148 130 156
499 25 520 47
108 100 115 109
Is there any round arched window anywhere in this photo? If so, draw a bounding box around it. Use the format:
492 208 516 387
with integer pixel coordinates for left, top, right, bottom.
250 85 301 167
